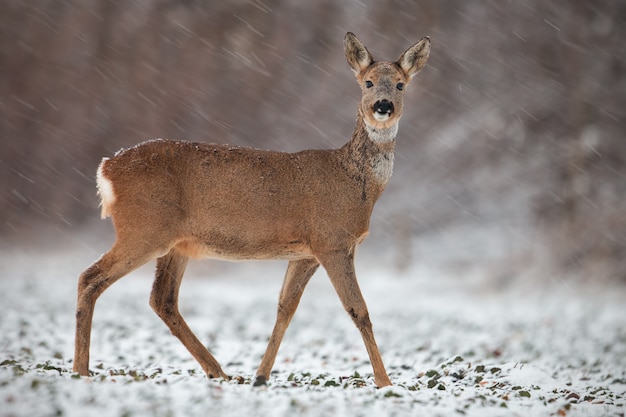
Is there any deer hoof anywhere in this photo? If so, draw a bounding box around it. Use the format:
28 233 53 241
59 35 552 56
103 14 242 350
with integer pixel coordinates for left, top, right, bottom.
252 375 267 387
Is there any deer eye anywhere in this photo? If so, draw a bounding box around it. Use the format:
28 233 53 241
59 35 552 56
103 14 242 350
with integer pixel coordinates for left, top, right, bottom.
365 80 374 88
396 83 404 91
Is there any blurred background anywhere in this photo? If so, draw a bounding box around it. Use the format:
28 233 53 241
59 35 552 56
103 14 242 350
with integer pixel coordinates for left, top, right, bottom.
1 0 624 284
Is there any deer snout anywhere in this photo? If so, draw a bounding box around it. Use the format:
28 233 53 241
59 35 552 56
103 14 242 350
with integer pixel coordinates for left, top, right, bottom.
373 99 394 116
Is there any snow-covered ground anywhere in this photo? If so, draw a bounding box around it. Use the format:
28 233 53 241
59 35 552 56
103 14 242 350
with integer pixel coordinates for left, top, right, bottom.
0 244 624 417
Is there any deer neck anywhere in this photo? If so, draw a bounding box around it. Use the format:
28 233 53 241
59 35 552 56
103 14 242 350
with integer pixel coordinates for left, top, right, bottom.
340 111 397 201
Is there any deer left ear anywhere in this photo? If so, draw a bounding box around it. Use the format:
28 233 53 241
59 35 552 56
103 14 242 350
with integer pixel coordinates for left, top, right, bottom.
344 32 374 75
397 37 431 79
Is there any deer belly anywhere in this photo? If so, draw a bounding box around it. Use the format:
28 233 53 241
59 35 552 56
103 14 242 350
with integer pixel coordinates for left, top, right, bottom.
175 236 313 261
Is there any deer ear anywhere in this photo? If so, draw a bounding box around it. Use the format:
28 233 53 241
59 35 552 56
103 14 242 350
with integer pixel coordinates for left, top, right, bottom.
344 32 374 75
397 37 431 79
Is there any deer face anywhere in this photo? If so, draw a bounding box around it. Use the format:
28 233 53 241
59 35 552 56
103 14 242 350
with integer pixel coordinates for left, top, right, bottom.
357 62 407 129
344 32 431 131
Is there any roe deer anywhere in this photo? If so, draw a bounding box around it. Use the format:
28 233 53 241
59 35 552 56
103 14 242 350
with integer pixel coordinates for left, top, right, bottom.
73 32 430 388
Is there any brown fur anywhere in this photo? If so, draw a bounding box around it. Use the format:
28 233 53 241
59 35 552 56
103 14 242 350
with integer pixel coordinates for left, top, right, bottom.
73 32 430 388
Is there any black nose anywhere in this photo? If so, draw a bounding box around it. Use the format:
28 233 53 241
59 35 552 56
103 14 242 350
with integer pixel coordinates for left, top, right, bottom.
373 99 394 115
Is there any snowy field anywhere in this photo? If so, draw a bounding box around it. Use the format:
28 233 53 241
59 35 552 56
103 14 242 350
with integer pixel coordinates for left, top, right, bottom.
1 245 625 417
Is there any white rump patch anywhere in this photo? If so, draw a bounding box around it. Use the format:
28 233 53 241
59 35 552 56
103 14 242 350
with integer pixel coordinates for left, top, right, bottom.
96 158 115 219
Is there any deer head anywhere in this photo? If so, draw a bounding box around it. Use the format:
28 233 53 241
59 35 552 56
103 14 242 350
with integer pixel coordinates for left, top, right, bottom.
344 32 430 133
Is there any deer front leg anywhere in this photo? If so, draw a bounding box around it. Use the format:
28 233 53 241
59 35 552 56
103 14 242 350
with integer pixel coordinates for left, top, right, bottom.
254 258 320 386
150 249 228 380
319 251 392 388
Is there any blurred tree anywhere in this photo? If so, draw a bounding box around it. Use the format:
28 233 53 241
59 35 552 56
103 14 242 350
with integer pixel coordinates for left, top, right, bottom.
1 0 624 281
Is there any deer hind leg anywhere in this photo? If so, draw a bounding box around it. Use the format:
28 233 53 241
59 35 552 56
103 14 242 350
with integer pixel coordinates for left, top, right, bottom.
318 251 392 388
73 243 155 376
253 258 320 386
150 248 228 380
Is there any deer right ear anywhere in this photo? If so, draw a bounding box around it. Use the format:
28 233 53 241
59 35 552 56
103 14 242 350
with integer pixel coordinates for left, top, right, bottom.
344 32 374 75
